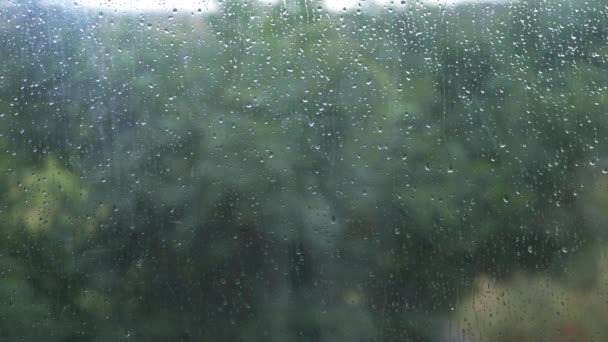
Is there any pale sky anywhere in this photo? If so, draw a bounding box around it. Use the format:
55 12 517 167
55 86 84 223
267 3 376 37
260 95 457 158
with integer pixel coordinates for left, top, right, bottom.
51 0 478 13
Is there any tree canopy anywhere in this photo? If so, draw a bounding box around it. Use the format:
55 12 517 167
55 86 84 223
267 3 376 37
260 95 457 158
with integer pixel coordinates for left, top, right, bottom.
1 0 607 340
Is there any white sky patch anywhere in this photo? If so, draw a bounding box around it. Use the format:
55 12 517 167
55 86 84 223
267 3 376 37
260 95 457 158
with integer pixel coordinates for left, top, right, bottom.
323 0 360 11
52 0 219 13
48 0 490 13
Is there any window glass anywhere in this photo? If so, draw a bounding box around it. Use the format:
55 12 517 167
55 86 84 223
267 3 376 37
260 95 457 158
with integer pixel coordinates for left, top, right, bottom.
1 0 607 340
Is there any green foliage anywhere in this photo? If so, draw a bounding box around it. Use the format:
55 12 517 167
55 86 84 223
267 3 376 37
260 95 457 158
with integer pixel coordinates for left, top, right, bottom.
1 0 608 340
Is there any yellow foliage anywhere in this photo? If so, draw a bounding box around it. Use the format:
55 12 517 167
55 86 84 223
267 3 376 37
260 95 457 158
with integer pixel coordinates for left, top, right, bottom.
451 247 608 342
5 158 88 234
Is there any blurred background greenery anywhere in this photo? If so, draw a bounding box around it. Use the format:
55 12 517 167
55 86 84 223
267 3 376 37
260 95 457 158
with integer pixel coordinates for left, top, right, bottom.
0 0 607 340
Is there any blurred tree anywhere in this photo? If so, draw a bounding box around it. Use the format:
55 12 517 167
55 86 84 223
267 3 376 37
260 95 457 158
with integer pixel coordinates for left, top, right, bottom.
0 0 607 340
